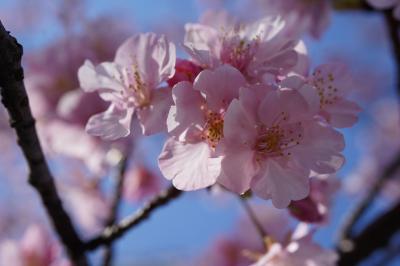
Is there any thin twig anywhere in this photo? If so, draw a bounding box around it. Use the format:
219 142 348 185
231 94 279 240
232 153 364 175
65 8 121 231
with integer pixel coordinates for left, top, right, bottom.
85 185 182 251
338 200 400 266
102 154 130 266
0 20 88 265
239 197 269 250
338 150 400 251
384 10 400 99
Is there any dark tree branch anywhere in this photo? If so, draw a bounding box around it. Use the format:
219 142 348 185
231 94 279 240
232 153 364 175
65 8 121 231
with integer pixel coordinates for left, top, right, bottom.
384 10 400 99
85 185 182 251
338 10 400 236
338 201 400 266
338 150 400 251
337 6 400 263
0 21 88 265
372 243 400 266
333 0 373 11
102 155 129 266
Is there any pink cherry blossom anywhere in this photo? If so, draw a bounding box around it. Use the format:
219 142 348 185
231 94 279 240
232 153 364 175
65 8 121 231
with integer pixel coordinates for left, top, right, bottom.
219 80 345 208
0 225 70 266
346 99 400 199
78 32 176 140
123 165 161 202
25 17 128 115
250 225 338 266
288 175 340 223
22 18 131 174
368 0 400 19
199 204 290 266
198 237 250 266
43 121 109 174
256 0 331 38
158 65 246 191
200 204 337 266
61 178 109 235
289 64 362 128
184 10 299 81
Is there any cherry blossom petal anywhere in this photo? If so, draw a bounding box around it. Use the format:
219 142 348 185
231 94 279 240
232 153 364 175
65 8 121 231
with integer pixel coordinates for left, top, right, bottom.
194 65 246 111
223 99 257 145
292 120 345 174
136 88 173 135
291 41 309 76
78 60 124 93
251 160 309 208
158 138 221 190
115 33 176 86
249 39 298 78
248 16 286 42
85 104 133 140
183 23 221 67
324 99 362 128
258 88 309 126
219 147 257 194
238 85 272 120
167 81 205 139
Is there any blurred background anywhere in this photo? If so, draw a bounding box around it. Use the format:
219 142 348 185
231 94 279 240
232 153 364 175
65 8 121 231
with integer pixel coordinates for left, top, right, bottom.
0 0 399 265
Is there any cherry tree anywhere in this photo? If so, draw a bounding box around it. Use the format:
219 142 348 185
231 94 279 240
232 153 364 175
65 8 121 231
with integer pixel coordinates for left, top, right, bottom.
0 0 399 265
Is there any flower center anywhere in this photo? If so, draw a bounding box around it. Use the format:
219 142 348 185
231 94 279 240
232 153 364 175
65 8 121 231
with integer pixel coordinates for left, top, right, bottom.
202 111 224 149
256 125 284 156
123 64 151 108
255 122 303 159
312 70 339 109
221 34 258 72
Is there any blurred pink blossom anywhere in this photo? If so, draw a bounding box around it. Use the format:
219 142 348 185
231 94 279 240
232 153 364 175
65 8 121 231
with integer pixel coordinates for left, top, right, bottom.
288 175 340 223
346 99 400 199
123 165 162 202
368 0 400 19
0 225 69 266
244 0 331 38
60 174 109 235
251 224 337 266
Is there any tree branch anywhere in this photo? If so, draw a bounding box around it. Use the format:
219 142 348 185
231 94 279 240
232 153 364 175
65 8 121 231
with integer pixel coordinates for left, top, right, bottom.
239 197 269 250
384 9 400 99
338 201 400 266
338 150 400 251
0 21 88 265
333 0 373 11
85 185 182 251
102 155 129 266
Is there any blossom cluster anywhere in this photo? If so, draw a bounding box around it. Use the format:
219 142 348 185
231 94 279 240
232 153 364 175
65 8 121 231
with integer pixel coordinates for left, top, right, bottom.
0 0 378 265
79 10 360 210
200 204 338 266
